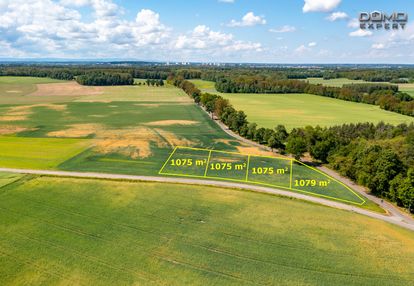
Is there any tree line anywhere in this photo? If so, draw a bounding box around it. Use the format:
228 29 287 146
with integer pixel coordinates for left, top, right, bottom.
214 76 414 117
144 79 164 86
76 72 134 86
169 75 414 213
2 65 414 86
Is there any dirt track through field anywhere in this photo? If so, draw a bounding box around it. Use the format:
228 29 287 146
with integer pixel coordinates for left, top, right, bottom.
0 167 413 232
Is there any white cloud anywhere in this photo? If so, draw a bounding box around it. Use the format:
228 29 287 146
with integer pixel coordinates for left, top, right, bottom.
347 18 360 28
0 0 163 57
0 0 264 61
326 11 348 21
295 42 316 54
349 29 373 37
218 0 234 3
269 25 296 33
60 0 90 7
303 0 341 13
228 12 266 27
174 25 262 52
369 23 414 51
295 44 308 53
371 43 385 49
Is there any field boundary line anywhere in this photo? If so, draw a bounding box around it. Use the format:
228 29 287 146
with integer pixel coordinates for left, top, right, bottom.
158 146 178 175
160 146 366 205
294 160 366 205
204 150 212 177
245 155 250 181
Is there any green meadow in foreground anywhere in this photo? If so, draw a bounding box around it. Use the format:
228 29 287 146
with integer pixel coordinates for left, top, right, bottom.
0 176 412 285
0 137 90 169
0 172 23 188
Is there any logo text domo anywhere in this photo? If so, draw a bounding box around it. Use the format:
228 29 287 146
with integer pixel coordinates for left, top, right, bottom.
359 11 408 30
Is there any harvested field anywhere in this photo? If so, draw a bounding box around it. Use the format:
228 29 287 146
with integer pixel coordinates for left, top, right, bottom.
0 115 27 121
134 103 161 107
0 104 67 122
95 127 163 159
144 120 199 126
47 123 102 138
236 146 283 157
0 125 34 135
30 81 103 96
47 123 197 159
214 138 237 145
154 128 195 147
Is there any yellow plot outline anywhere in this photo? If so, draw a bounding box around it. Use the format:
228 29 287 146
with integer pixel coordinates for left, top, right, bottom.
159 146 366 205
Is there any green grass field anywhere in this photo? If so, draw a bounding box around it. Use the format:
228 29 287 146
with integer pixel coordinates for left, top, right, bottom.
303 77 367 87
0 176 412 285
398 83 414 97
191 80 414 130
0 77 239 176
0 172 23 188
0 137 91 169
220 93 414 130
304 78 414 97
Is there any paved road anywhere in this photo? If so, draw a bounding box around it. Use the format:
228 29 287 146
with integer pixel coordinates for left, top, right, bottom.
1 167 413 232
318 166 414 225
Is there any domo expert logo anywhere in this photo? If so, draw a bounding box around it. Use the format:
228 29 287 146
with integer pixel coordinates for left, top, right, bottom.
359 11 408 30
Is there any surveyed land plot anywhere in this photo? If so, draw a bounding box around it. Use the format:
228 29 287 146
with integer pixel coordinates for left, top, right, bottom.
160 146 366 205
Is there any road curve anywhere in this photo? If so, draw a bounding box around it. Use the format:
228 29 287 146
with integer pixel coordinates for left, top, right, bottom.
0 167 413 232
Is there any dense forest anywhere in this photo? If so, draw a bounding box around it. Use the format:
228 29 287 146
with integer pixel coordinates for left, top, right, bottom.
76 72 134 86
169 75 414 213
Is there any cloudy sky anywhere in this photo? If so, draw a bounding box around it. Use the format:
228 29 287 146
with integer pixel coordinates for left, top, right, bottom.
0 0 413 63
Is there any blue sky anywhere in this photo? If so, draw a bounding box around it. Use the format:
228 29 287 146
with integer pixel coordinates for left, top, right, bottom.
0 0 413 63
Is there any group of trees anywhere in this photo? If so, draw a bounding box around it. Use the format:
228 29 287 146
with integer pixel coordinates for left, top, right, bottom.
214 76 414 116
76 72 134 86
287 123 414 212
170 75 414 213
324 69 414 82
0 65 174 82
144 79 164 86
